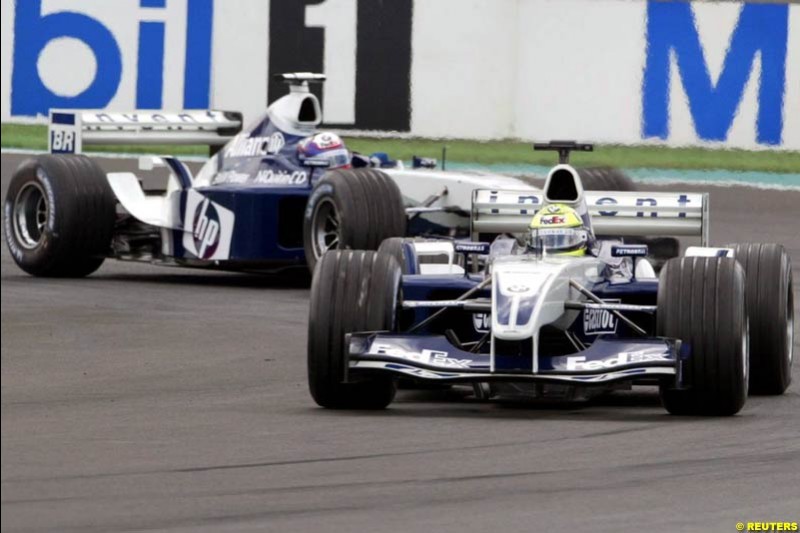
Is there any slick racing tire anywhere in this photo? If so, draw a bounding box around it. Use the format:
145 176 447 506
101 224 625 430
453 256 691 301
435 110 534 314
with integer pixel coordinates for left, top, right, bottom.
308 250 399 409
378 237 418 275
303 169 406 272
576 167 636 192
657 257 749 416
377 237 456 391
725 243 794 395
3 154 116 277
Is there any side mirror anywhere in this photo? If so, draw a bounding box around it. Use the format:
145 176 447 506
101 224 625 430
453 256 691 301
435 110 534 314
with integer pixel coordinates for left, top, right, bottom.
455 242 491 256
611 244 648 258
454 241 491 276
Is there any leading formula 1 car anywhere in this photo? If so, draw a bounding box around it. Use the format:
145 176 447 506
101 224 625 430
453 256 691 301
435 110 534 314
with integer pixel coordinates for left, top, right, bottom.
307 144 794 415
4 73 673 278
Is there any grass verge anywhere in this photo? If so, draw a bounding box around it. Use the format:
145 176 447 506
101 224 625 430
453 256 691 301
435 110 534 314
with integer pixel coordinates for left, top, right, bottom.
3 122 798 173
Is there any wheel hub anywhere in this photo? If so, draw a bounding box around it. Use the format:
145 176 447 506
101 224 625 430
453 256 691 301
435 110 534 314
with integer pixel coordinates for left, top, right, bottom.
12 182 48 249
311 198 340 260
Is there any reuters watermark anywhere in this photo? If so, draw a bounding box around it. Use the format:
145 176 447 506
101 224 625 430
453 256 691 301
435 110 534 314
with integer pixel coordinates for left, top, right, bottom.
736 523 798 532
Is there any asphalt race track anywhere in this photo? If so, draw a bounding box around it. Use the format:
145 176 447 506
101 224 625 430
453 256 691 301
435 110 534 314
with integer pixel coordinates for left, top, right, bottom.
2 153 799 533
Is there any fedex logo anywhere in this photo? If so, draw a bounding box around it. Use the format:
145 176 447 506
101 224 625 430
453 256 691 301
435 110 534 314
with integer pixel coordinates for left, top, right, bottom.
540 215 565 225
566 350 671 371
643 1 788 145
11 0 213 117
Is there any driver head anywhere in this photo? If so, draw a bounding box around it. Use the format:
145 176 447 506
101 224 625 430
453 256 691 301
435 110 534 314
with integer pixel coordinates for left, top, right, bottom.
528 204 589 257
298 132 351 170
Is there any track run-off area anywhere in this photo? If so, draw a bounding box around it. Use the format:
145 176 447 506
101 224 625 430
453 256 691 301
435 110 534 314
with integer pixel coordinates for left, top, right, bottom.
2 153 799 532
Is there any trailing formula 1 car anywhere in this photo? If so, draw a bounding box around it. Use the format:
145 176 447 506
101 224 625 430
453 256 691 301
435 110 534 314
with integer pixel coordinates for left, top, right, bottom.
4 73 405 276
307 143 794 415
4 73 674 278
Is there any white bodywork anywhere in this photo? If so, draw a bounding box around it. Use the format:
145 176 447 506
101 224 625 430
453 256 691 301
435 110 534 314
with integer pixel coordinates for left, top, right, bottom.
385 168 534 209
107 173 178 229
106 156 188 230
471 163 709 243
490 256 604 372
387 163 709 246
384 167 537 231
491 256 601 341
472 188 709 242
412 241 466 275
684 246 734 258
48 109 242 153
264 83 322 136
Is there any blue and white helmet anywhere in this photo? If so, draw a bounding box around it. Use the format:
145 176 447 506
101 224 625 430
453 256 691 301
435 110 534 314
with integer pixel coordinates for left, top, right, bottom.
298 132 351 169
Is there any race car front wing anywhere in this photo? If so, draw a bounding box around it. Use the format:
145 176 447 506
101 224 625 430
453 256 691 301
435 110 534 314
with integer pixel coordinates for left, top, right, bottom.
347 333 685 386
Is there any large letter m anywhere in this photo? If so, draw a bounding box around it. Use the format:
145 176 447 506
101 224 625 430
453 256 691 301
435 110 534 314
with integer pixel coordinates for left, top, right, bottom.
642 2 788 145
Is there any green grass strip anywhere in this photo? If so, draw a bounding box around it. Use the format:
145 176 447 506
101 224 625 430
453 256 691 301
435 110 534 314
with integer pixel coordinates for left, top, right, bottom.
3 122 798 173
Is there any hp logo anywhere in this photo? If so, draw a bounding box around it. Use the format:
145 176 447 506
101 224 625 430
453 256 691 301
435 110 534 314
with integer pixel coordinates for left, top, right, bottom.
192 197 221 259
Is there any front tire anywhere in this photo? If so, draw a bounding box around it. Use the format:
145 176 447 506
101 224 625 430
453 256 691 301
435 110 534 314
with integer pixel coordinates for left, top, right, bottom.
308 250 400 409
303 169 406 271
657 257 749 416
726 243 794 395
3 155 116 277
378 237 420 275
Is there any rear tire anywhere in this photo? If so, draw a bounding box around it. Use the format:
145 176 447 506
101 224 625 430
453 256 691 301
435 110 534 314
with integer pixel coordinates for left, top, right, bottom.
3 155 115 277
657 257 749 416
308 250 400 409
577 167 636 191
725 243 794 395
303 169 406 272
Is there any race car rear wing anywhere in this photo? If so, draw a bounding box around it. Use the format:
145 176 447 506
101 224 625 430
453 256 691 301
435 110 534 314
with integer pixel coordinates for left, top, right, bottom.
47 109 243 155
471 189 709 245
274 72 326 84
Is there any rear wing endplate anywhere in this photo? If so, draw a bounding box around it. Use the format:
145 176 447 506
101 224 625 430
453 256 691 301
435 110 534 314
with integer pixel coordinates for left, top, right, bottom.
472 190 709 245
48 109 243 155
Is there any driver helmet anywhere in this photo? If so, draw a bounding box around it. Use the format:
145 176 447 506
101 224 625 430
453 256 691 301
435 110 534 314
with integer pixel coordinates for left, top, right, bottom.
528 204 590 257
298 132 351 169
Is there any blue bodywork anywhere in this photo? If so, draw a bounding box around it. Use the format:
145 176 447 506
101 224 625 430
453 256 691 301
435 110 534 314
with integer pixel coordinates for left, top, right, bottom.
158 112 433 270
164 115 328 269
172 185 313 266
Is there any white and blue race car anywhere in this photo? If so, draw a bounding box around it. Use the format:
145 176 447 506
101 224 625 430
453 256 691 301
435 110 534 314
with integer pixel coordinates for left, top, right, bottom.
6 74 674 278
307 143 794 415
